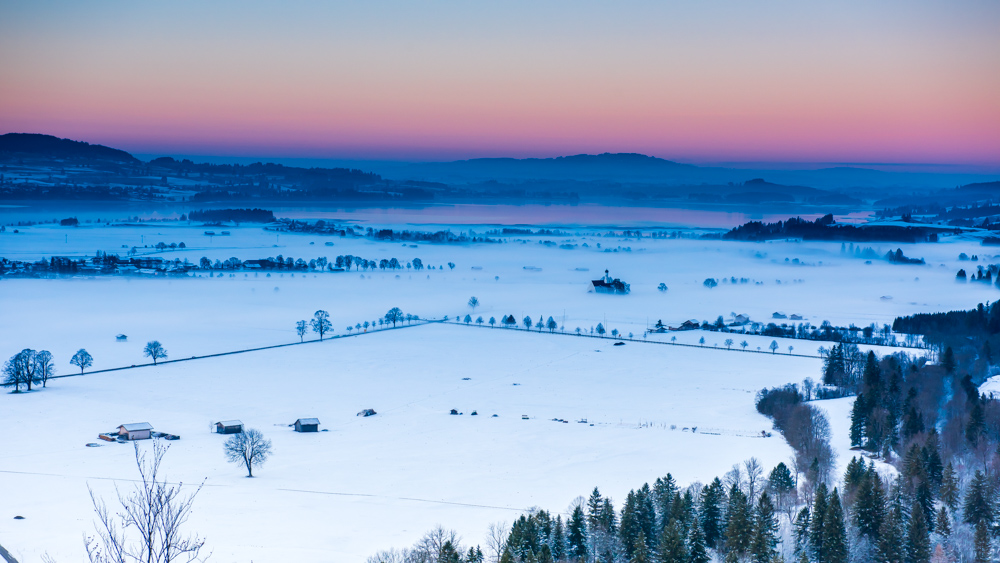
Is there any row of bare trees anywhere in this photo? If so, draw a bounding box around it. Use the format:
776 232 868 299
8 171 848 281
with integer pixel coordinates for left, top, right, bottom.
2 348 55 391
294 308 411 342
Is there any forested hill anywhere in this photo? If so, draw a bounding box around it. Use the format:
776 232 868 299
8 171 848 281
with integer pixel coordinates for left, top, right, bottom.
722 214 941 243
0 133 139 164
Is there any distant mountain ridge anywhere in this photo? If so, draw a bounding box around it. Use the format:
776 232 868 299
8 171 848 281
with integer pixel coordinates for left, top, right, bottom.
1 132 996 196
0 133 139 164
377 153 995 192
401 152 705 183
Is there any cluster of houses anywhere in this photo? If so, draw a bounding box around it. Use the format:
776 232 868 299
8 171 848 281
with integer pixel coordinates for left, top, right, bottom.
104 418 322 442
0 255 193 277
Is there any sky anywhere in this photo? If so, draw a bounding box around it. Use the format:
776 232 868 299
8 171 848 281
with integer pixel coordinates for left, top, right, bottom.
1 0 998 165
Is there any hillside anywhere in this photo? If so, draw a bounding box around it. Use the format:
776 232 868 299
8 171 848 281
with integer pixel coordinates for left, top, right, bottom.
0 133 139 164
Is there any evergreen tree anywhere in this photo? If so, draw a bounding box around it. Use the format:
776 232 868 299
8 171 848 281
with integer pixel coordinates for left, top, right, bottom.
724 485 753 558
863 350 881 388
679 490 695 533
941 346 955 374
877 502 905 563
850 395 868 447
466 546 484 563
749 492 779 563
935 506 950 537
963 470 995 528
966 400 986 446
620 491 642 560
902 402 925 441
792 508 810 557
600 498 617 533
905 500 931 563
567 505 588 561
913 480 935 534
823 344 844 385
630 531 651 563
654 474 679 526
598 498 618 563
686 522 710 563
853 463 886 542
821 489 848 563
809 484 829 562
700 478 725 549
551 516 566 561
668 494 687 533
922 430 944 489
767 463 795 501
843 456 867 494
438 540 462 563
587 488 604 530
940 462 959 511
974 520 991 563
638 484 658 551
657 520 688 563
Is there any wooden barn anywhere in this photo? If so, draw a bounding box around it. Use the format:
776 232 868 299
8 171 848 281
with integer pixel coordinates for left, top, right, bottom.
116 334 128 342
215 420 244 434
294 418 320 432
117 422 153 441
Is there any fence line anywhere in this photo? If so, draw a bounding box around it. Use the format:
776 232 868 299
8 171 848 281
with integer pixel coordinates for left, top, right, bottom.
46 315 888 382
50 321 431 380
444 320 826 358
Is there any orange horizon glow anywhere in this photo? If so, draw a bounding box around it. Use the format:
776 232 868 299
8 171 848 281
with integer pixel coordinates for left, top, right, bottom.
1 0 998 164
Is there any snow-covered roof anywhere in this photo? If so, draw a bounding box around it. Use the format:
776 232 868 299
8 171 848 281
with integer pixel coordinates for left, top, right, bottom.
119 422 153 431
295 418 320 425
216 420 243 427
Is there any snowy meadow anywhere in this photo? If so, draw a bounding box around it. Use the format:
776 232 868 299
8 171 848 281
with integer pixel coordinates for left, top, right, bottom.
0 214 990 561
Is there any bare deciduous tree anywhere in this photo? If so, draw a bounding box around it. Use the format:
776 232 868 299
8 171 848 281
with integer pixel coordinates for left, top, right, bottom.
143 341 167 365
486 521 509 563
72 348 94 374
224 428 273 478
385 307 404 327
366 548 408 563
311 310 332 340
35 350 54 387
3 349 39 392
412 526 460 560
85 440 206 563
296 320 308 342
744 457 763 503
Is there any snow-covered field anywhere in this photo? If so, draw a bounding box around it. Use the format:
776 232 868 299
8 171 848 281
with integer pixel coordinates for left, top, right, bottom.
2 324 809 562
0 217 981 561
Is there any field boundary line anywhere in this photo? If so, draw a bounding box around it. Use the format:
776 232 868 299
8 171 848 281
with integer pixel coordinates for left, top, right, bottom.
444 321 825 358
45 315 834 383
49 321 433 380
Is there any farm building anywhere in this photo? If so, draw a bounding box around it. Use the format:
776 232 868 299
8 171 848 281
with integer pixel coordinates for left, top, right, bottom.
215 420 244 434
117 422 153 440
294 418 320 432
116 334 128 342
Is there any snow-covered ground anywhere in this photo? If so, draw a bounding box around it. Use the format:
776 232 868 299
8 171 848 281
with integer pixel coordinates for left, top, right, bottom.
1 324 810 562
0 217 969 561
812 396 897 483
